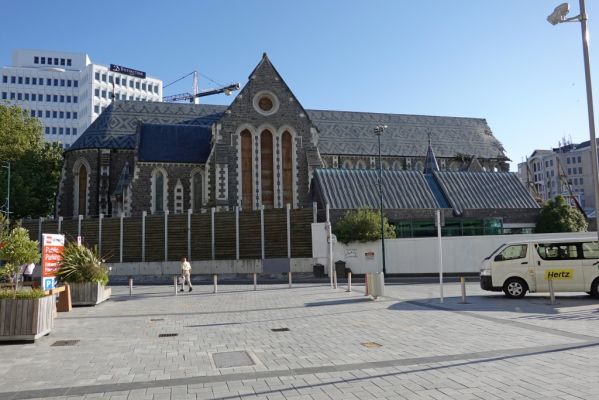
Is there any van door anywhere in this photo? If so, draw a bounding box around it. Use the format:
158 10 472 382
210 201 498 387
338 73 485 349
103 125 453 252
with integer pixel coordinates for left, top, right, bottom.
491 244 532 289
534 243 584 292
580 241 599 292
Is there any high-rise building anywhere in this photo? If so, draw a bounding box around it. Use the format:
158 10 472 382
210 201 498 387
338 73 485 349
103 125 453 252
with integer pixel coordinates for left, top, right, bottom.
0 49 162 148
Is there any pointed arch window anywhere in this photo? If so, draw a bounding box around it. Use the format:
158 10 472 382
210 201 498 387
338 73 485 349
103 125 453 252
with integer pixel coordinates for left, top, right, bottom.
192 172 203 212
282 131 293 207
261 129 274 207
152 169 167 214
75 163 88 216
240 130 253 208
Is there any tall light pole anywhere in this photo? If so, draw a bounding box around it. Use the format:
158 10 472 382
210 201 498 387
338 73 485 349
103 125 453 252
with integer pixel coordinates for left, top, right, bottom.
548 1 599 240
2 162 9 222
374 125 388 274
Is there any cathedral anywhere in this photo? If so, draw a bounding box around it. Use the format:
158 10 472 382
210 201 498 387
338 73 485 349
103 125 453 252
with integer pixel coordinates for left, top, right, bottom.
56 54 516 219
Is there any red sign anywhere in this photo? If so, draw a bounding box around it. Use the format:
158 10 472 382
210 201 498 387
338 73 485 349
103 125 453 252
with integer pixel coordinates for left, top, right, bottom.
42 234 64 277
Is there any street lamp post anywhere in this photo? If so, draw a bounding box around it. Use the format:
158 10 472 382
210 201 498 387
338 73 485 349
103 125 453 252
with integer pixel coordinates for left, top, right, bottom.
374 125 388 274
548 0 599 241
2 162 9 222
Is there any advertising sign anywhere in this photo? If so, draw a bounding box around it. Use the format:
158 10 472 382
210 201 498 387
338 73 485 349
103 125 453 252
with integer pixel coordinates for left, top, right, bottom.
544 269 574 280
109 64 146 79
42 233 65 290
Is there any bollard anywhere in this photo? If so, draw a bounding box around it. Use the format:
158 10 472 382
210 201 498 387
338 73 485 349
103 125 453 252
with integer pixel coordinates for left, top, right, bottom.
346 271 352 292
253 272 257 291
129 277 133 297
174 275 178 296
333 270 338 289
458 277 468 304
213 274 218 294
364 273 369 296
288 271 292 288
548 277 557 305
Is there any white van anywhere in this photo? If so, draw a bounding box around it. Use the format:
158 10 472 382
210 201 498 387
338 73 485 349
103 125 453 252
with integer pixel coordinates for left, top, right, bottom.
480 238 599 299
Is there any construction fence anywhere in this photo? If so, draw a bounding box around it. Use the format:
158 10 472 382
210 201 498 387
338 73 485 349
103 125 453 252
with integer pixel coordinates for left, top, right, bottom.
21 208 314 263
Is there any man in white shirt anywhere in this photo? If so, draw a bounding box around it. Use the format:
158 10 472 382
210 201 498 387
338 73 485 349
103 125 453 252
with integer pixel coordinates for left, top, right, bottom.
180 257 192 292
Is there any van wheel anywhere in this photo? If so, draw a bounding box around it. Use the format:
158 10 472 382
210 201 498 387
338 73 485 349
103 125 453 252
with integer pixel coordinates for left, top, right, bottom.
503 278 527 299
591 278 599 299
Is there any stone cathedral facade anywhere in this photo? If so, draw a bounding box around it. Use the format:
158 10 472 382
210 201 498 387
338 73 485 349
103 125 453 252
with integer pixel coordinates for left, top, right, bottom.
56 54 510 218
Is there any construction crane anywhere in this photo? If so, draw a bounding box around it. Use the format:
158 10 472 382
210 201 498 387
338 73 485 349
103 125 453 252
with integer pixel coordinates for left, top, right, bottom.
162 71 240 103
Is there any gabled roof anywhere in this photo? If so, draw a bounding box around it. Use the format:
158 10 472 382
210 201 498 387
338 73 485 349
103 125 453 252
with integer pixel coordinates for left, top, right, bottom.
137 123 212 164
306 110 507 160
433 171 540 213
423 143 440 174
68 101 225 151
312 168 440 209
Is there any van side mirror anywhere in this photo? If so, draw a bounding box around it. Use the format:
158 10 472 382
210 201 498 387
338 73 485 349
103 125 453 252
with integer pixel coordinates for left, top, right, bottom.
494 254 504 262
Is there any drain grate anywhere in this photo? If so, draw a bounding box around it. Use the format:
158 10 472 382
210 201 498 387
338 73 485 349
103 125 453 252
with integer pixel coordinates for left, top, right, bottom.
212 351 255 368
271 327 290 332
150 318 164 322
361 341 382 348
51 340 79 347
158 333 178 338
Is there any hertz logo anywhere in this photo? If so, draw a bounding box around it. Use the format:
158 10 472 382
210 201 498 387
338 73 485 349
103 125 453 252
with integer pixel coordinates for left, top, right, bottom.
544 269 574 280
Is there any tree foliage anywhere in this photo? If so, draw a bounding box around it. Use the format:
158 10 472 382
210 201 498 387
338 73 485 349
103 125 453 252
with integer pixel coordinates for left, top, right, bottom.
536 195 588 233
333 208 396 244
0 226 40 294
0 103 63 219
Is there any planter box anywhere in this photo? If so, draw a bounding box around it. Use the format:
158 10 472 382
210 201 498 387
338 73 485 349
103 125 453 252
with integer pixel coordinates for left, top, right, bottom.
70 282 111 306
0 296 55 341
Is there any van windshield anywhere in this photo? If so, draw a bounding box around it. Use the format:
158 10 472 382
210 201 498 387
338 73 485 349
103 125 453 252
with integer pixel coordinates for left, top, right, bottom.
484 244 506 260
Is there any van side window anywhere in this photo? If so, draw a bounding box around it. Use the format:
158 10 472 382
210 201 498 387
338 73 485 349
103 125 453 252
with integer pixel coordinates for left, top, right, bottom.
537 243 579 260
582 242 599 259
499 245 527 261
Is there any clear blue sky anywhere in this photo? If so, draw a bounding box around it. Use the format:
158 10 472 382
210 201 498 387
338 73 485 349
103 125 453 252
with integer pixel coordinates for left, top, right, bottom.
3 0 599 171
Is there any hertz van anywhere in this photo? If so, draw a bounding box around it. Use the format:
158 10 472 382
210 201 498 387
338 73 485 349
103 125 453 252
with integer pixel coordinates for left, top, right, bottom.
480 238 599 299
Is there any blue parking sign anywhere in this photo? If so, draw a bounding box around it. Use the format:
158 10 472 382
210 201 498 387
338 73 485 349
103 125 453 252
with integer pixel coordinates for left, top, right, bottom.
43 277 56 290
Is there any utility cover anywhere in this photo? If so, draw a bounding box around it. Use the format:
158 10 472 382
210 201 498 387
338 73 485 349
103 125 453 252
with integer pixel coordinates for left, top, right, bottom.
51 340 80 347
212 351 255 368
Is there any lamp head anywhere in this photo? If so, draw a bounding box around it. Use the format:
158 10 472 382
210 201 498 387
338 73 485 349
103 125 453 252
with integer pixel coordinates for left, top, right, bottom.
547 2 570 25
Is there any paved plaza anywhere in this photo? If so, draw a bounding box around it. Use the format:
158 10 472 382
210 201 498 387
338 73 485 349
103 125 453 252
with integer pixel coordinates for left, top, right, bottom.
1 280 599 400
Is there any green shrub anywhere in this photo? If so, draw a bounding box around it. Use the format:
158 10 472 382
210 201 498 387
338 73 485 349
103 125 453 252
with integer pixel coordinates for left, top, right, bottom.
0 288 47 299
333 208 396 244
536 195 588 233
0 225 40 292
56 243 109 285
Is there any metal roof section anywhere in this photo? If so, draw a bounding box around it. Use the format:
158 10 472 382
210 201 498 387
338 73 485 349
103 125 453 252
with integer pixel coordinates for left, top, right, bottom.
306 109 507 160
137 123 212 164
433 171 540 213
423 143 440 174
312 168 441 209
68 101 226 151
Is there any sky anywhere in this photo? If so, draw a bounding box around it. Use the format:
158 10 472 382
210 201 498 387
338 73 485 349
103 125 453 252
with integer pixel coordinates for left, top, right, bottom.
2 0 599 171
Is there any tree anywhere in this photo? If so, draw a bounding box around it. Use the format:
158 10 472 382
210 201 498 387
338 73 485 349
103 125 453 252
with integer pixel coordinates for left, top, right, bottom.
536 195 588 233
333 208 396 244
0 226 40 293
0 104 63 219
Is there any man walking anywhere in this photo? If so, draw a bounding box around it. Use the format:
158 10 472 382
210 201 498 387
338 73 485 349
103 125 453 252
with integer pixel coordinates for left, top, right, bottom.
180 257 192 292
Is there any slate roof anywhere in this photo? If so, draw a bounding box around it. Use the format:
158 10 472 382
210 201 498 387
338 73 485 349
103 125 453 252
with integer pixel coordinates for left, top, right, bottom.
312 169 440 209
68 101 225 151
137 123 212 164
306 109 507 160
68 101 508 162
433 171 540 213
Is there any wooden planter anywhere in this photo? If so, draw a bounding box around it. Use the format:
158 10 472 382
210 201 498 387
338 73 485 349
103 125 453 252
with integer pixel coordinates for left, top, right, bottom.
70 282 111 306
0 296 55 341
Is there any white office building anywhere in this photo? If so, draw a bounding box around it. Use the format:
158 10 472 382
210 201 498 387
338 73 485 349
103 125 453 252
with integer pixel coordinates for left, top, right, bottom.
0 49 163 148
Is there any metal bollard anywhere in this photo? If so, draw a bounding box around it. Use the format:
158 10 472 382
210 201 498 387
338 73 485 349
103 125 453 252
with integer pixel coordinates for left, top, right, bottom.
129 277 133 297
288 271 292 288
458 276 468 304
333 270 338 289
364 273 369 296
346 271 352 292
213 274 218 294
548 277 557 305
253 273 257 291
174 275 178 296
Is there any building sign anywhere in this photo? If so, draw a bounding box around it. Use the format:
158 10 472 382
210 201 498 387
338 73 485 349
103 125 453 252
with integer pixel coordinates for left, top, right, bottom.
544 269 574 280
365 251 375 260
110 64 146 79
42 233 65 290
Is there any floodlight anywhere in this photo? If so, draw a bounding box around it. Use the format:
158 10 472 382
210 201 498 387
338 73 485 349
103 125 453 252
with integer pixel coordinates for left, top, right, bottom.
547 3 570 25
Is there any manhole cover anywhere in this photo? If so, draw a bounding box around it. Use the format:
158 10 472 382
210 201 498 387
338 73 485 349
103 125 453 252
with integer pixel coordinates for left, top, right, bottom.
158 333 178 337
361 341 382 348
51 340 79 347
271 327 290 332
150 318 164 322
212 351 255 368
